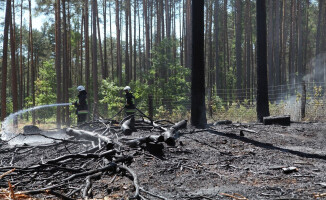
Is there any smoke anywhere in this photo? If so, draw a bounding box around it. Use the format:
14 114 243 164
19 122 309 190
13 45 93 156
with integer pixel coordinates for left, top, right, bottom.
303 53 326 83
1 103 71 141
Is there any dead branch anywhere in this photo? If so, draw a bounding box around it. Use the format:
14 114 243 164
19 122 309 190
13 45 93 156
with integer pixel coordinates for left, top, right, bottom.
220 193 248 200
139 187 169 200
66 128 114 148
119 165 139 199
0 168 15 179
162 120 187 145
46 149 117 164
124 135 164 148
82 172 102 198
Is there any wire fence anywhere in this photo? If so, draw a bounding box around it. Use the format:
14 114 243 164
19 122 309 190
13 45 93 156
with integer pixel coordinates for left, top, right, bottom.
5 81 326 129
135 81 326 123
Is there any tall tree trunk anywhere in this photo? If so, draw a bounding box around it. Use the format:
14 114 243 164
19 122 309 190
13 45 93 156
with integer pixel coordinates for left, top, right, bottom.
315 0 323 85
256 0 270 122
185 0 192 70
267 0 274 101
1 0 11 121
85 0 91 116
125 0 130 84
103 0 108 80
134 0 137 80
223 0 228 103
29 0 35 125
109 2 114 79
20 0 23 110
96 0 104 81
129 0 133 81
92 0 99 118
281 0 287 89
214 0 221 97
235 0 243 102
11 0 18 125
55 0 62 127
143 0 150 75
191 0 207 128
115 0 122 85
245 0 251 101
274 0 281 100
297 1 303 82
80 10 84 85
62 0 68 125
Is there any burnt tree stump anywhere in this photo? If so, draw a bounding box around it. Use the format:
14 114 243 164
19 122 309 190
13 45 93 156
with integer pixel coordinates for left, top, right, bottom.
263 115 291 126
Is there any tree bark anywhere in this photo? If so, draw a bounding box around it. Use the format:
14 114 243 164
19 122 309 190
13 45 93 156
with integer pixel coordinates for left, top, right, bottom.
55 0 62 128
92 0 99 119
235 0 243 102
125 0 130 84
85 0 91 116
191 0 207 128
10 0 18 125
256 0 270 122
1 0 11 121
274 0 281 100
29 0 36 125
115 0 122 85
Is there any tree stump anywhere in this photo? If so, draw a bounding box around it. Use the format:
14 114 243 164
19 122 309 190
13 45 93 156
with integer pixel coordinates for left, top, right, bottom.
263 115 291 126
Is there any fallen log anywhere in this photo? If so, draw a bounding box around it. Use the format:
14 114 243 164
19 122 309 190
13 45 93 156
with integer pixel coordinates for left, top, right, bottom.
66 128 114 149
213 120 232 125
121 118 135 135
263 115 291 126
125 135 164 148
162 120 187 146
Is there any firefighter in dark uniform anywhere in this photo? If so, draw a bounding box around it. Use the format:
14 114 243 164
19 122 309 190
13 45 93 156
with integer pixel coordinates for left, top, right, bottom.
123 86 135 116
73 85 88 124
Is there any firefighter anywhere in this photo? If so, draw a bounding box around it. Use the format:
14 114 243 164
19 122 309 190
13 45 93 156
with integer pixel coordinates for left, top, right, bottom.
123 86 136 116
73 85 88 124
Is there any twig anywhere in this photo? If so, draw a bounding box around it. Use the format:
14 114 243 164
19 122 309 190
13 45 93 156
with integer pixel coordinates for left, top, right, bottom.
220 193 248 200
139 187 169 200
0 168 16 179
45 189 74 200
314 193 326 198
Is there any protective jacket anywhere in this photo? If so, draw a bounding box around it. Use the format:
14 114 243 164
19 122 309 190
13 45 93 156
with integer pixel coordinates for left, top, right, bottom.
125 92 135 109
73 90 88 114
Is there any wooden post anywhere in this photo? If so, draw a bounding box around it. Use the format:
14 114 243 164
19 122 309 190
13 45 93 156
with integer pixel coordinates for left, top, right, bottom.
301 81 306 119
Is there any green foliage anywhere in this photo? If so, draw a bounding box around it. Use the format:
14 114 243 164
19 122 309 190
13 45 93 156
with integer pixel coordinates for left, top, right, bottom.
100 80 124 115
25 60 57 120
143 39 191 119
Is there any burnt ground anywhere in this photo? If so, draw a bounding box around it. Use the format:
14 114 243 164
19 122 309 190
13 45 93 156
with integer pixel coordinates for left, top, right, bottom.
1 120 326 200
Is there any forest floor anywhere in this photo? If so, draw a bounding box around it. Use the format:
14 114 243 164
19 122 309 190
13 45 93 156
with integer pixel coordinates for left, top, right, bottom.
1 119 326 200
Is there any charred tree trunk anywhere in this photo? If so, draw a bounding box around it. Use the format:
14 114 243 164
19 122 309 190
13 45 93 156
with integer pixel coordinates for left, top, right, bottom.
256 0 270 122
191 0 207 128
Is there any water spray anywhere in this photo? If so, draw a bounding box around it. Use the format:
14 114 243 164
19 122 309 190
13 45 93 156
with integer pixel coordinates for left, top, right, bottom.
1 103 72 141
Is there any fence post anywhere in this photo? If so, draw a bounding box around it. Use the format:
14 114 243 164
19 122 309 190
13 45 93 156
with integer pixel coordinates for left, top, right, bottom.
148 94 153 120
301 81 306 119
